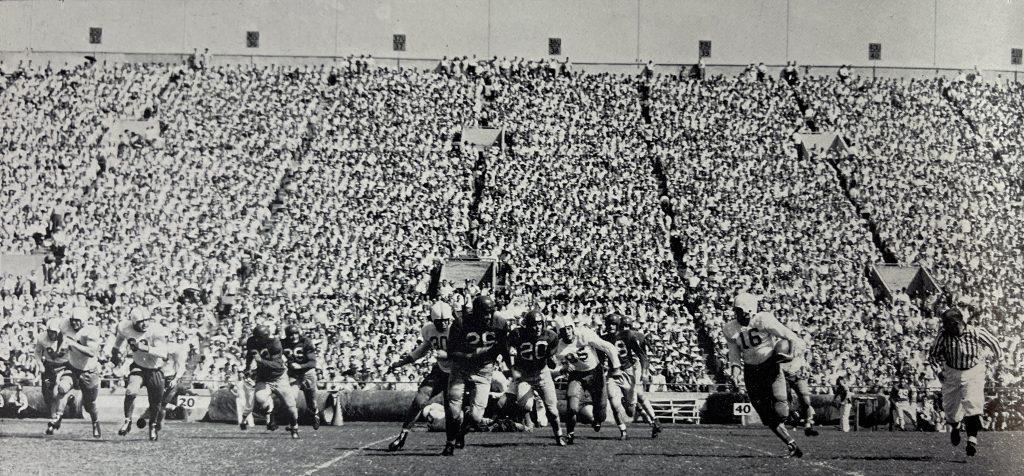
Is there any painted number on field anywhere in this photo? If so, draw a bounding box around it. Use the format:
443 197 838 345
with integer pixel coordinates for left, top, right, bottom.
733 403 753 416
177 396 197 409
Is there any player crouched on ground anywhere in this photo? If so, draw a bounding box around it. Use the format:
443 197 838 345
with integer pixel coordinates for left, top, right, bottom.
724 292 806 458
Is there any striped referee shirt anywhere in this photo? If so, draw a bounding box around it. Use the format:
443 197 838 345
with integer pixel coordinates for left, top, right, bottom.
928 326 1003 370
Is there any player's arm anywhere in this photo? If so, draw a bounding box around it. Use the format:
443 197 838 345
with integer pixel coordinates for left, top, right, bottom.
136 332 167 359
34 340 48 367
976 328 1004 360
590 334 622 371
725 335 743 385
295 340 318 371
446 320 472 361
763 315 805 357
65 330 100 358
110 332 127 365
389 340 430 370
243 340 255 372
927 333 945 366
629 331 652 379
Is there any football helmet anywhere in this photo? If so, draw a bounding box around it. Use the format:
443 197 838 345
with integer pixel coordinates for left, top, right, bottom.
732 292 758 326
430 301 454 332
521 310 546 338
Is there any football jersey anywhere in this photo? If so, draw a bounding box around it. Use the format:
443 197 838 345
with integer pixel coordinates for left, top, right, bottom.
448 314 511 369
117 320 169 369
282 335 317 377
601 329 648 370
57 318 102 372
35 330 70 366
723 312 802 366
508 328 559 376
554 327 619 373
160 342 189 376
409 323 451 373
245 335 287 382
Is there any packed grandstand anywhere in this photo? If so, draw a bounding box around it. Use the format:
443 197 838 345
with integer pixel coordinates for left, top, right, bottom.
0 55 1021 418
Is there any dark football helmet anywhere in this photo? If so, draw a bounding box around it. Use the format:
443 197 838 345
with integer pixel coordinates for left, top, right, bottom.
522 310 546 338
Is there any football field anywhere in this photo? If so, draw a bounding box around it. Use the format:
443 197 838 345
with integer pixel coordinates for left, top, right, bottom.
1 420 1021 475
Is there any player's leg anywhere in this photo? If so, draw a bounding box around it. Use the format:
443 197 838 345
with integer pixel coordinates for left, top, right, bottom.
143 369 166 440
565 378 584 442
272 375 300 438
463 372 493 434
443 370 467 453
253 380 277 430
515 380 537 428
301 370 320 429
47 370 75 434
789 376 817 435
120 366 144 436
605 376 629 438
747 364 799 457
587 369 609 433
77 369 102 438
153 377 180 431
960 367 986 455
535 373 565 444
237 379 255 429
941 372 964 446
390 370 445 451
635 393 662 436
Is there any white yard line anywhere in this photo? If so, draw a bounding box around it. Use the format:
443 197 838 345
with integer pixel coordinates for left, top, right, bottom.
677 430 864 476
300 435 394 476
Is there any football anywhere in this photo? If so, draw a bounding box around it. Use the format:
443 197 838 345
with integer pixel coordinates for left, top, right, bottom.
773 339 794 362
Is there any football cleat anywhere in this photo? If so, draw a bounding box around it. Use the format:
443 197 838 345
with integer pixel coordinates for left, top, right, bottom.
556 435 568 447
966 441 977 457
388 432 408 452
239 421 249 431
441 443 456 456
566 432 575 445
592 423 602 432
619 430 628 441
787 443 803 458
652 424 662 439
455 433 465 449
118 419 132 436
148 426 158 442
951 424 961 446
804 427 819 437
312 414 321 430
92 421 102 439
154 420 163 432
289 426 300 439
45 422 56 435
267 414 279 432
137 417 148 429
54 417 63 431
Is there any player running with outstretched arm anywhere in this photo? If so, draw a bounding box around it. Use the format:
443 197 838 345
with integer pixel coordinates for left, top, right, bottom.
242 324 301 439
723 292 805 458
602 314 663 438
442 295 512 456
386 301 454 452
505 310 567 446
136 340 189 431
283 324 320 430
552 314 624 443
928 306 1003 457
112 307 169 441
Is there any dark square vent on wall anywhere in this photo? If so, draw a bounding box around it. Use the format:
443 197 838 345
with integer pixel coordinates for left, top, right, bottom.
393 34 406 52
869 43 882 61
548 38 561 56
1012 48 1022 66
89 27 102 45
699 40 712 58
246 31 260 48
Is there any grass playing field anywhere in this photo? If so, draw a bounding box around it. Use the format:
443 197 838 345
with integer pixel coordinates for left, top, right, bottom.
1 419 1021 475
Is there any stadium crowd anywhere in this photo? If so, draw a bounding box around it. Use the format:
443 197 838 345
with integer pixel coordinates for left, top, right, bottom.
0 57 1020 404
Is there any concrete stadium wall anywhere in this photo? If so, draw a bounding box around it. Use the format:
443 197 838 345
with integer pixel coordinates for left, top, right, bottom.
0 0 1020 70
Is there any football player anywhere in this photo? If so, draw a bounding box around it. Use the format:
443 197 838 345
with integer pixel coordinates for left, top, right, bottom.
283 324 320 430
55 307 104 438
602 313 663 438
552 314 624 443
386 301 454 452
36 318 72 435
112 307 169 441
505 310 566 446
779 323 819 436
136 339 189 431
442 294 512 456
241 324 300 439
724 292 806 457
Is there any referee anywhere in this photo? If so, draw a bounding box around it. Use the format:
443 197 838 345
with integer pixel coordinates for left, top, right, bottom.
927 307 1003 457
